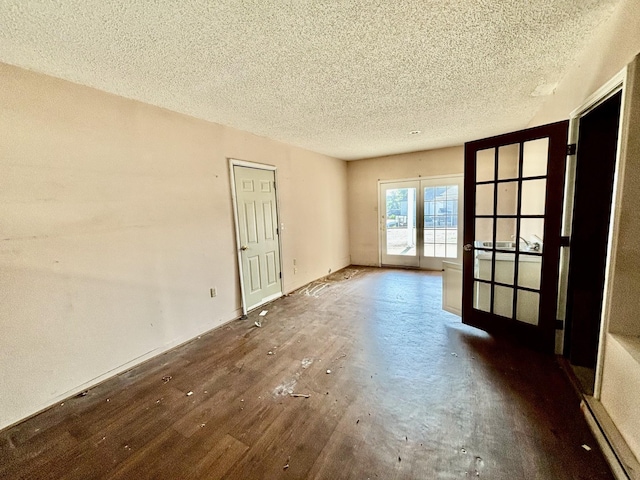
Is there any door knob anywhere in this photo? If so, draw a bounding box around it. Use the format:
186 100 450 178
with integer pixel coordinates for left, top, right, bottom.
463 243 473 252
240 245 248 251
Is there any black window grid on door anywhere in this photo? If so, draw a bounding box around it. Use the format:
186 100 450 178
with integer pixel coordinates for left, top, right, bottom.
473 141 546 322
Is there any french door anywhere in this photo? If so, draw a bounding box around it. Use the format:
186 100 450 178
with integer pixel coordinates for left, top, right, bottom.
380 176 463 269
462 121 569 352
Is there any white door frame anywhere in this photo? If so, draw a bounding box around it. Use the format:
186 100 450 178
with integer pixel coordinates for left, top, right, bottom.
379 179 421 268
559 67 628 396
378 174 464 269
229 158 284 316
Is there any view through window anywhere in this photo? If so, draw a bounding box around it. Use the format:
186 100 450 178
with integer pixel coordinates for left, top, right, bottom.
424 185 458 258
383 181 459 262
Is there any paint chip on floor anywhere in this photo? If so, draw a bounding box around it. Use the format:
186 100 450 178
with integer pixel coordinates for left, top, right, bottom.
260 310 268 316
582 444 592 451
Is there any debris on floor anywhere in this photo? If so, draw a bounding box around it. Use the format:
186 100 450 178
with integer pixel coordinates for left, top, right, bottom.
162 375 172 383
186 391 194 396
273 379 297 397
326 369 331 374
76 391 88 398
342 268 361 280
268 351 274 355
254 321 262 328
582 444 592 451
298 282 329 297
451 352 458 357
283 456 291 470
259 310 268 316
290 393 310 398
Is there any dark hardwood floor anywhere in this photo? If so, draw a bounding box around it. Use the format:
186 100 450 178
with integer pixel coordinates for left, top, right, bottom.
0 267 614 479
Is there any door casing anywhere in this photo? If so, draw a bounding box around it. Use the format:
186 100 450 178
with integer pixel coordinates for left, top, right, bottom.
560 67 628 397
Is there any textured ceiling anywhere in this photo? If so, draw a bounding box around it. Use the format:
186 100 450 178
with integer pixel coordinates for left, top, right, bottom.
0 1 622 160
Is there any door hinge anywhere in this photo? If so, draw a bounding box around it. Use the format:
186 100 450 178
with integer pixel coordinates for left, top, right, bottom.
560 236 570 247
279 271 282 279
273 181 276 190
276 227 279 236
567 144 577 155
555 319 564 330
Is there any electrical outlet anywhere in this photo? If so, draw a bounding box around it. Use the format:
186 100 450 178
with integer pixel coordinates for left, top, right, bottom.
210 287 217 298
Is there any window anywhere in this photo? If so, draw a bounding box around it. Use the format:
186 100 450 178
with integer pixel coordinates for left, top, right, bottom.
424 185 458 258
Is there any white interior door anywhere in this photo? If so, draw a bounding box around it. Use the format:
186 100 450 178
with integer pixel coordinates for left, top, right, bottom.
380 176 463 269
232 164 282 312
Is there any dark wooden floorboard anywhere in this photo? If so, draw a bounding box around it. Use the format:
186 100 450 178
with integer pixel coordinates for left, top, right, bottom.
0 267 614 479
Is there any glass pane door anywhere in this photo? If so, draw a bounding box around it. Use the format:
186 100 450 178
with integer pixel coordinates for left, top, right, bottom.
472 142 544 324
380 177 463 269
463 121 569 352
420 176 463 270
380 181 419 267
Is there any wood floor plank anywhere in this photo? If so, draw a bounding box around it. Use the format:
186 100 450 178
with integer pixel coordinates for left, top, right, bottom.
0 267 615 479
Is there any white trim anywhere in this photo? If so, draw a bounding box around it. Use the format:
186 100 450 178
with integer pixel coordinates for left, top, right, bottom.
0 308 242 431
581 398 639 480
228 158 284 317
379 173 463 185
570 69 627 119
230 158 277 171
594 68 629 399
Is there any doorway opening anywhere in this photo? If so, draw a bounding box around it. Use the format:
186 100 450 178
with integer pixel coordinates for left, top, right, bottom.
379 176 463 269
563 88 624 395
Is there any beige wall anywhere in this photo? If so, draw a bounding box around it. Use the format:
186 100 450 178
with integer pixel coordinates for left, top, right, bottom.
0 63 349 430
347 147 463 266
529 0 640 127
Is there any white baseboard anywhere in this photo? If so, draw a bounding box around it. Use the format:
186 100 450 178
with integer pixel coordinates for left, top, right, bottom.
581 398 640 480
0 308 243 432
